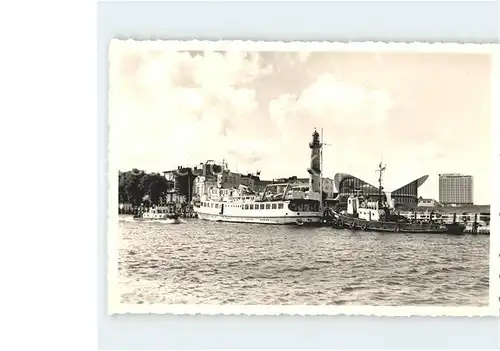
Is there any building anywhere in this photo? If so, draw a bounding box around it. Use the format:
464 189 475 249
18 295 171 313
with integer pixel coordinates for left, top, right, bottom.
438 173 473 205
165 160 263 202
190 160 273 198
333 173 429 208
163 164 205 203
390 175 429 206
270 176 335 199
194 129 326 200
217 171 256 190
321 177 336 199
417 197 441 208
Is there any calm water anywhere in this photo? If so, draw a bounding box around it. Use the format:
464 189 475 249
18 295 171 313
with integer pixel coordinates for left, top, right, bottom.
117 215 489 306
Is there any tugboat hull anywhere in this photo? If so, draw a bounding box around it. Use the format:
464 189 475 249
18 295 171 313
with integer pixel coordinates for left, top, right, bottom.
334 215 462 234
329 161 466 235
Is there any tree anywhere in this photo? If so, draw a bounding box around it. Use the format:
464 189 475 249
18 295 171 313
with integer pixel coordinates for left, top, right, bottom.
139 172 169 204
118 169 171 206
119 169 146 206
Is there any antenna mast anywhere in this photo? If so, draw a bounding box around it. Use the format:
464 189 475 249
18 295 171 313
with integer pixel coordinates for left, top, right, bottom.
376 161 386 207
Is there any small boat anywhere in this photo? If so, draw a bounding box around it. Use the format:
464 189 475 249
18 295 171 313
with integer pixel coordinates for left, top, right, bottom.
330 163 464 234
133 207 182 224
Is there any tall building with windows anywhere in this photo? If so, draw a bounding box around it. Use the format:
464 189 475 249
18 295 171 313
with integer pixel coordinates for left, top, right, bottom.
438 173 473 205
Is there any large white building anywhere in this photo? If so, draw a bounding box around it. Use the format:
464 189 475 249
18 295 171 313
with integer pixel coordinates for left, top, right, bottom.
438 173 473 205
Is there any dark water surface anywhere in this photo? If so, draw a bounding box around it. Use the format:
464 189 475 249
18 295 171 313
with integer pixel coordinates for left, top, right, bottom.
117 216 489 306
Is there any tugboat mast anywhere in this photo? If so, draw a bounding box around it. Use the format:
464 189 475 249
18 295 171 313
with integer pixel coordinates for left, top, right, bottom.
376 161 386 207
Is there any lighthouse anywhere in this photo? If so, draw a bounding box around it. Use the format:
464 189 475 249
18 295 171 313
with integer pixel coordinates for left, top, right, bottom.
307 128 322 193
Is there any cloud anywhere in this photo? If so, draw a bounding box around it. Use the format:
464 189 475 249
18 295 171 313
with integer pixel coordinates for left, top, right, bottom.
268 93 298 129
227 149 262 165
110 42 394 175
420 141 446 160
109 42 276 170
268 73 393 131
224 136 280 169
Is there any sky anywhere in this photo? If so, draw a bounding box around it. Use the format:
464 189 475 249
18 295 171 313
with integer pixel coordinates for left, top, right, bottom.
109 41 493 205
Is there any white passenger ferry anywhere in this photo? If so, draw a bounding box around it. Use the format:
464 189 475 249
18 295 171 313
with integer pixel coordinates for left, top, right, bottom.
194 129 326 225
195 183 323 225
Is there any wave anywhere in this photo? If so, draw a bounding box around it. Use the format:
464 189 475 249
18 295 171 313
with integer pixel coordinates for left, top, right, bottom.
471 276 489 289
423 265 466 276
277 266 320 274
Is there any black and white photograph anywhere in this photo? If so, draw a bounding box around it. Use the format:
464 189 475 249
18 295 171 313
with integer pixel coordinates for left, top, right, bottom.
108 40 498 314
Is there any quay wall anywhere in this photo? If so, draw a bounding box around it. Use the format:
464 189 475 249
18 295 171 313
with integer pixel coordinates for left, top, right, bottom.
396 205 490 225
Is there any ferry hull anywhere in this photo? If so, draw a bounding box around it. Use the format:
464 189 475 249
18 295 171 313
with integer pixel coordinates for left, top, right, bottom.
197 212 322 225
195 198 323 226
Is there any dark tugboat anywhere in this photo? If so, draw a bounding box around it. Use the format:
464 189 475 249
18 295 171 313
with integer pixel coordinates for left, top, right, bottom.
332 163 464 234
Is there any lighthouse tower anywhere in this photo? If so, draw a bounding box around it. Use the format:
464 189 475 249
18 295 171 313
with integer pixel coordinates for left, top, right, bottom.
307 128 322 193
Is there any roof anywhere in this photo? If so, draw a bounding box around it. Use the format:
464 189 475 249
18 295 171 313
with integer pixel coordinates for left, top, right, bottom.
439 173 472 178
392 175 429 193
333 173 429 192
333 173 377 188
438 205 490 213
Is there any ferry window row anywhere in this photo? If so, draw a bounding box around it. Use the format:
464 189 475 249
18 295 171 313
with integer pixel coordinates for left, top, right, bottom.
201 202 225 208
243 203 284 210
200 202 245 209
199 202 284 210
